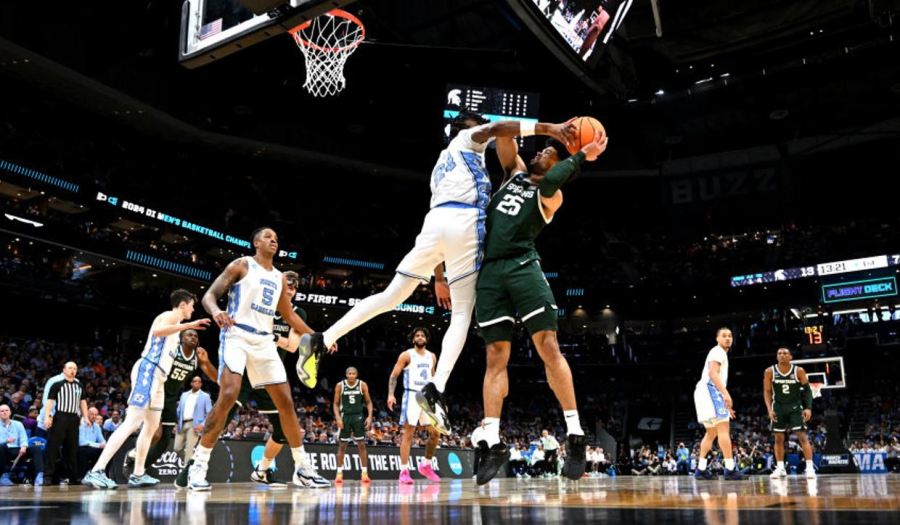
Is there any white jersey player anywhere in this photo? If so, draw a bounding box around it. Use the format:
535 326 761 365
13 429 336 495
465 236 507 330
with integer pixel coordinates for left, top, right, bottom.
83 289 210 489
387 328 440 484
188 227 329 491
692 328 743 480
301 111 577 434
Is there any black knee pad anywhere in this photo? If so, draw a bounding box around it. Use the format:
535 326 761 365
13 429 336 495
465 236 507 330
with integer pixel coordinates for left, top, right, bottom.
270 414 289 445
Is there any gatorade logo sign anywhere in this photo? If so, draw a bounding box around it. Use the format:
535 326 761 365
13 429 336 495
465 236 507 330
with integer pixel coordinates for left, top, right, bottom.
637 417 664 431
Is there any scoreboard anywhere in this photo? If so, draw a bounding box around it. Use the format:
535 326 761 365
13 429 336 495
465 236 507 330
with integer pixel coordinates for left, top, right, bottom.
443 84 540 146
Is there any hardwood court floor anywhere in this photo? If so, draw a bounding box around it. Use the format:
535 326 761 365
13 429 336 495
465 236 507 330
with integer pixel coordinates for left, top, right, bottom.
1 474 897 524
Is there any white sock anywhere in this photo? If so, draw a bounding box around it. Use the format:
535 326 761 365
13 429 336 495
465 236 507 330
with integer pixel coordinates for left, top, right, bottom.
361 467 367 474
564 410 584 436
336 466 343 474
724 458 735 470
432 278 476 392
322 275 419 348
482 417 501 447
259 457 273 471
291 447 308 468
698 458 708 471
777 461 785 470
193 444 212 466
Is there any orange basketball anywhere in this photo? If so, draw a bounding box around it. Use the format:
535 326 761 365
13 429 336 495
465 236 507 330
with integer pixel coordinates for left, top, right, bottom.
567 116 606 155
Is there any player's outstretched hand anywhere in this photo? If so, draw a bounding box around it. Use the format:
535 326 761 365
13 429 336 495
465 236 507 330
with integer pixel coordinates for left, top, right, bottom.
328 342 339 354
802 409 812 422
435 279 452 310
387 395 396 412
190 318 212 331
581 132 608 161
550 118 579 149
196 347 209 363
213 311 234 329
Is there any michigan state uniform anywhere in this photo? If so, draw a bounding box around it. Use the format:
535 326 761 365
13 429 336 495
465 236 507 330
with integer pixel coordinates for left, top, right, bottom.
338 380 366 442
228 305 307 442
771 364 806 432
476 172 558 343
161 346 199 427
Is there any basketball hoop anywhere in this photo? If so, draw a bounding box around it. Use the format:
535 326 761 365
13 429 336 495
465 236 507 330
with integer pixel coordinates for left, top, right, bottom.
810 383 824 399
289 9 365 97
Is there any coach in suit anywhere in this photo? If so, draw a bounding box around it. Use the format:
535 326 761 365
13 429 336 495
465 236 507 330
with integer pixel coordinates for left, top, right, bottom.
174 377 211 464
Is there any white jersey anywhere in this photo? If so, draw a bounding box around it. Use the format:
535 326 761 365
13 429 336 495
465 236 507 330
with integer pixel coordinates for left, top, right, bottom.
227 256 283 335
402 348 435 392
697 345 729 388
139 311 181 375
429 127 493 210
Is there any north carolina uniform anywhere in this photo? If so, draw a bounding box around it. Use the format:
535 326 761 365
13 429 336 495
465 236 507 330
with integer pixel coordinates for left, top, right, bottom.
220 256 286 388
129 318 181 411
395 127 492 285
399 348 436 426
338 380 367 442
771 364 806 432
693 346 730 427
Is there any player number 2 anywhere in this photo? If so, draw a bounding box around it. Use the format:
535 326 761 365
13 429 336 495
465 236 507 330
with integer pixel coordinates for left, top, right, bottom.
782 384 790 395
497 194 525 216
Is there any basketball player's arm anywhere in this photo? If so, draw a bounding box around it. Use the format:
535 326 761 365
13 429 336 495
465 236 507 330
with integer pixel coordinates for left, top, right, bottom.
708 360 734 417
434 264 451 310
362 382 374 428
195 347 218 384
333 383 343 429
387 353 411 411
151 311 210 338
203 258 248 328
797 367 813 421
470 120 577 147
763 367 776 422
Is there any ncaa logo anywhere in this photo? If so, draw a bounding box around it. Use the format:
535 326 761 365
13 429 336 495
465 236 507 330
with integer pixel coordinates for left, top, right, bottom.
447 453 463 475
251 445 275 471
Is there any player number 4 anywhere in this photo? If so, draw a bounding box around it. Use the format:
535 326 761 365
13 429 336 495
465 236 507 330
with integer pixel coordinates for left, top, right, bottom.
497 194 525 216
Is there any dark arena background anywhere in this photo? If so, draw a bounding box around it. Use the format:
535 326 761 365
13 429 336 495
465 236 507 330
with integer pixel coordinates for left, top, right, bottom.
1 0 899 523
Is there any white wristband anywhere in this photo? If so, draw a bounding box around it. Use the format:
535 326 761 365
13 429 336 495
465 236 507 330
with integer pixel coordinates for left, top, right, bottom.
520 121 536 137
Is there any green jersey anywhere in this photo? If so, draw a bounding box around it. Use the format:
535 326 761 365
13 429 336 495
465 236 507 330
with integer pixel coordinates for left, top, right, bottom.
483 172 551 263
772 364 803 408
339 379 365 417
163 345 198 398
272 304 308 360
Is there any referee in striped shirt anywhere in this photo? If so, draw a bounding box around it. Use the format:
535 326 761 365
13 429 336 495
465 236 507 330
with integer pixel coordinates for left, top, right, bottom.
42 361 90 485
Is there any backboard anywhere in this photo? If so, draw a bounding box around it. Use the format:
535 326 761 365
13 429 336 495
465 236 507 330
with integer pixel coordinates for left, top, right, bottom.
792 357 846 390
179 0 357 68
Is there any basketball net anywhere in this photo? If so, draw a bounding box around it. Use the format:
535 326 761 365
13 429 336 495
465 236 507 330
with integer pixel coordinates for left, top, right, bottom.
289 10 365 97
810 383 824 399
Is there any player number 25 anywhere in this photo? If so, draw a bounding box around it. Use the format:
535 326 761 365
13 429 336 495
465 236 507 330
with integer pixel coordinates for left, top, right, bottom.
496 194 525 216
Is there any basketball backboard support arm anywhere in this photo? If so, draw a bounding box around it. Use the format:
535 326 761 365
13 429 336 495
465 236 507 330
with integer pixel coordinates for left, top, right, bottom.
179 0 357 68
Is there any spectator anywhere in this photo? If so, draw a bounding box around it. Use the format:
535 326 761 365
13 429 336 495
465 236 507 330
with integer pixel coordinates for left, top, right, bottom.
0 404 39 486
78 407 106 480
175 376 212 464
509 444 527 478
676 442 691 475
103 410 122 434
664 454 677 474
23 406 39 437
